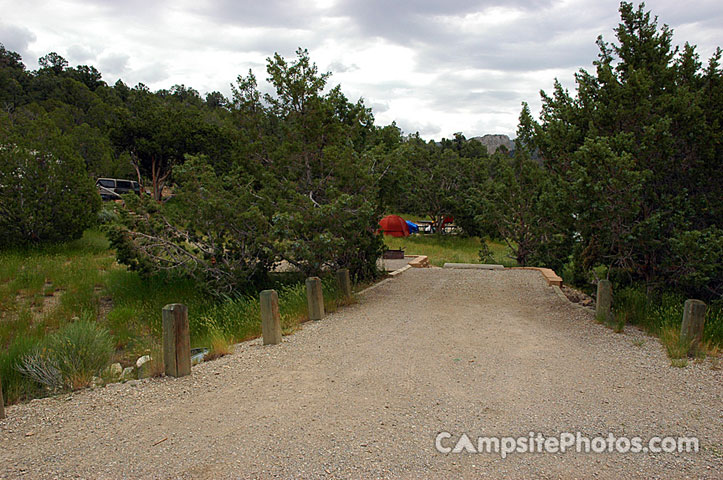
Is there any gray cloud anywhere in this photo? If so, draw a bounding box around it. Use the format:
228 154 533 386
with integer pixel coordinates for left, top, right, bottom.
0 23 37 62
328 61 359 73
67 44 96 63
370 101 389 113
131 62 169 84
1 0 720 139
330 0 555 44
98 52 130 75
65 0 167 20
395 117 442 137
194 0 322 29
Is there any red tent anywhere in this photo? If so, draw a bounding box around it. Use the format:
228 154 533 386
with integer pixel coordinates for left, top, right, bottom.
379 214 410 237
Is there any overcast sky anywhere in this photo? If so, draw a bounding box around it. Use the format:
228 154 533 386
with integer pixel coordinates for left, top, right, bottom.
1 1 721 139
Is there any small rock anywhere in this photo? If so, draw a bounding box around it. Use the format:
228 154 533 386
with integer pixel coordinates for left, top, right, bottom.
136 355 151 369
121 367 135 381
104 363 123 381
136 355 154 379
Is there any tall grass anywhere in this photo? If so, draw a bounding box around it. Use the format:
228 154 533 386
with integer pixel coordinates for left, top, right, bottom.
614 286 722 361
192 276 349 347
0 230 114 349
0 336 40 403
1 230 118 402
384 235 515 267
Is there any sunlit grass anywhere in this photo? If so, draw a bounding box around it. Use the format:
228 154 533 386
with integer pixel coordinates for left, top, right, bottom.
383 234 516 267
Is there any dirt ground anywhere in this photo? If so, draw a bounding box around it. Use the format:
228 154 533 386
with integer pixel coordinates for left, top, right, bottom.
0 269 721 479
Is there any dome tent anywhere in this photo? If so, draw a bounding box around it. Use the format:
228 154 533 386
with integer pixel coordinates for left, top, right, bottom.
378 214 410 237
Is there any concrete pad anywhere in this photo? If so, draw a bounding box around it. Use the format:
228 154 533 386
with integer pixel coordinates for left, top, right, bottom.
443 263 504 270
377 257 412 272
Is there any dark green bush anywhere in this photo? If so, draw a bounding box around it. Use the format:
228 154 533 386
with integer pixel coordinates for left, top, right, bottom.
0 117 100 247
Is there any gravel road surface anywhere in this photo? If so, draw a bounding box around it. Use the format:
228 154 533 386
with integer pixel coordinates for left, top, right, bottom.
1 269 721 479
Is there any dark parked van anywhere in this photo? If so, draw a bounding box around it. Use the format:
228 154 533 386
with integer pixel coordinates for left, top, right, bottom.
96 178 141 201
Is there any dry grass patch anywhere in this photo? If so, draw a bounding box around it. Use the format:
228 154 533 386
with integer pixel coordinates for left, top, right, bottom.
205 332 234 361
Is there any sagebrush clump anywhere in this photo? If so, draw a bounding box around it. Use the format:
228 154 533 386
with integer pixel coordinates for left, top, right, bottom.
18 319 114 391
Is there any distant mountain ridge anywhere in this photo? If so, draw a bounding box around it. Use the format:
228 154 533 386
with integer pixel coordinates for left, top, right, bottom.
469 134 513 154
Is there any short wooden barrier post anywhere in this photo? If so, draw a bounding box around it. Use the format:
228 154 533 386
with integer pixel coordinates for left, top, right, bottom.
260 290 283 345
336 268 352 300
680 299 707 355
162 303 191 378
596 279 613 324
306 276 325 321
0 375 5 419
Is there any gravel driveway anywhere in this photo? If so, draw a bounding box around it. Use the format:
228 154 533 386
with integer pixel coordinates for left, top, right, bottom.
1 269 721 479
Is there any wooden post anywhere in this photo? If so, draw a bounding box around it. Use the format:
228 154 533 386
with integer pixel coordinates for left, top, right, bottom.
162 303 191 378
336 268 352 300
306 276 325 321
680 299 707 355
0 375 5 420
260 290 282 345
596 279 613 324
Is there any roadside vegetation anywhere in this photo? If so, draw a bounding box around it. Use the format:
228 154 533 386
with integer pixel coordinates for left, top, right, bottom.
1 2 721 406
0 230 351 404
613 287 722 365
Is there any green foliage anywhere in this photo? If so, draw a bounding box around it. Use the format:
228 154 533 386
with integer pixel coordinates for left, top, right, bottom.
473 107 572 268
659 326 691 361
258 49 384 280
106 155 273 295
0 114 101 247
111 87 227 200
381 133 485 235
523 2 722 300
704 307 723 346
109 49 385 292
192 275 348 344
614 286 722 346
18 318 114 391
0 336 40 404
478 242 494 263
272 194 383 280
667 227 723 299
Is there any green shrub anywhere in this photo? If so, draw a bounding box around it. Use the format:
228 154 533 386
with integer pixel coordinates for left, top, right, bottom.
18 318 114 391
106 156 274 296
0 117 101 247
660 326 690 360
195 294 260 342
